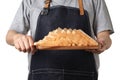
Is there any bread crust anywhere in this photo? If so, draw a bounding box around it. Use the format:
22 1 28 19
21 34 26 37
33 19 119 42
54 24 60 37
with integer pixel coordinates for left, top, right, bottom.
34 27 99 50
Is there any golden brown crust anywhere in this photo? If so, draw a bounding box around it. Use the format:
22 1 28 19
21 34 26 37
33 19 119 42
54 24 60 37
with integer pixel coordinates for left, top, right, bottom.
34 27 99 50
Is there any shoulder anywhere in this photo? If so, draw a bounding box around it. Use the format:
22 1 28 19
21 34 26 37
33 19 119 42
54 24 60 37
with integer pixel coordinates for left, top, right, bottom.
92 0 106 5
22 0 37 7
89 0 105 9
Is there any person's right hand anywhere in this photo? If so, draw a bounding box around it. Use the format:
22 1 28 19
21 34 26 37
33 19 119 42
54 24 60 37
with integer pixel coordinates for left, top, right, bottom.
13 34 36 54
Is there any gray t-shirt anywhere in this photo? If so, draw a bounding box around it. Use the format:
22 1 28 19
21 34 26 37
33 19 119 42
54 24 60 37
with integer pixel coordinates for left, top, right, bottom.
10 0 114 69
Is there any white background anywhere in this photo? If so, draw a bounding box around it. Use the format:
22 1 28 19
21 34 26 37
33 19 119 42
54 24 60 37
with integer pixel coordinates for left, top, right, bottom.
0 0 119 80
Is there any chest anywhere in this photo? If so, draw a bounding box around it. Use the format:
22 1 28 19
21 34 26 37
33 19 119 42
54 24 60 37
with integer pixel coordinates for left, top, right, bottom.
29 0 95 38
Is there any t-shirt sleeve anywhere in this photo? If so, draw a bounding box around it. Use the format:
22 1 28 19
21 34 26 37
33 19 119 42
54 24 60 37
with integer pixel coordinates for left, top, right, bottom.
9 0 31 34
94 0 114 34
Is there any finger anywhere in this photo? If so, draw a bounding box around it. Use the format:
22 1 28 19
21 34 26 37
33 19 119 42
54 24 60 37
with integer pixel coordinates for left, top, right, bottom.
31 49 37 55
95 50 104 54
98 46 106 52
98 42 107 52
27 36 35 54
14 41 22 51
91 50 101 53
18 39 26 52
22 36 31 53
86 49 104 54
97 39 105 48
86 49 98 53
96 39 106 52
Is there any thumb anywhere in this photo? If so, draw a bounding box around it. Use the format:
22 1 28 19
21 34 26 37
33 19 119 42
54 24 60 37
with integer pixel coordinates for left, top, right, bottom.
97 38 107 52
97 38 105 48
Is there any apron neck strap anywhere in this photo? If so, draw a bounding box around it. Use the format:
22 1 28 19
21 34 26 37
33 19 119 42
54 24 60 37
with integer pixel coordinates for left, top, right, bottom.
43 0 84 15
44 0 51 9
78 0 84 15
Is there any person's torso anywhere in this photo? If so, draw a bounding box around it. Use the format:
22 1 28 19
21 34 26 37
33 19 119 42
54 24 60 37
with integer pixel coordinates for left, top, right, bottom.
29 0 96 39
27 0 99 70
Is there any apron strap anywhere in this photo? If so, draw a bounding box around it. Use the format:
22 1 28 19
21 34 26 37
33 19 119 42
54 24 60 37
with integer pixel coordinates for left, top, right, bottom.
78 0 84 15
44 0 51 9
40 0 51 15
42 0 84 15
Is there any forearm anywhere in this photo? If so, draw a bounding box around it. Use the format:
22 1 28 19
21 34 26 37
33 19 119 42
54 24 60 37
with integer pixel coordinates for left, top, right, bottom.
87 30 112 54
97 30 112 53
6 30 35 53
97 30 110 38
6 30 20 46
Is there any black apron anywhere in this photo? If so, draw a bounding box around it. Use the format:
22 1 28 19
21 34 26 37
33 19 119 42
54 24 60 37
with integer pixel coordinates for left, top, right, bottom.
28 0 98 80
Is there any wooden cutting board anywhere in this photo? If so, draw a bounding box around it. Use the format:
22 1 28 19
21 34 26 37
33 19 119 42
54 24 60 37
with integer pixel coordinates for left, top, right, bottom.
34 28 99 50
34 45 99 50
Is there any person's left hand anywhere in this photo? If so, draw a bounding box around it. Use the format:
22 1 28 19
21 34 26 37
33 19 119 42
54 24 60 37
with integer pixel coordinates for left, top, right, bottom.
87 30 112 54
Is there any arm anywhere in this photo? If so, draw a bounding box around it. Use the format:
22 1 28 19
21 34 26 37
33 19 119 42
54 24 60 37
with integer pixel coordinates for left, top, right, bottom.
6 30 18 46
87 30 112 54
97 30 112 51
88 0 114 54
91 30 112 54
6 30 35 54
6 0 36 53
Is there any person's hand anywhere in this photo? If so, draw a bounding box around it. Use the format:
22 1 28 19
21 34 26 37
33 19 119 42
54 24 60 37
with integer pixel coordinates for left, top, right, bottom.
13 34 36 54
87 30 112 54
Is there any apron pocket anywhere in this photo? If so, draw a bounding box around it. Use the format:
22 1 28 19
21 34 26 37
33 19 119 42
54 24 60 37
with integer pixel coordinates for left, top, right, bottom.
31 68 64 80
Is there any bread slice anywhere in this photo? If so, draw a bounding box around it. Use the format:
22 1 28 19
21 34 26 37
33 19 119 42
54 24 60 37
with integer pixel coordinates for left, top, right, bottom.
34 27 98 50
